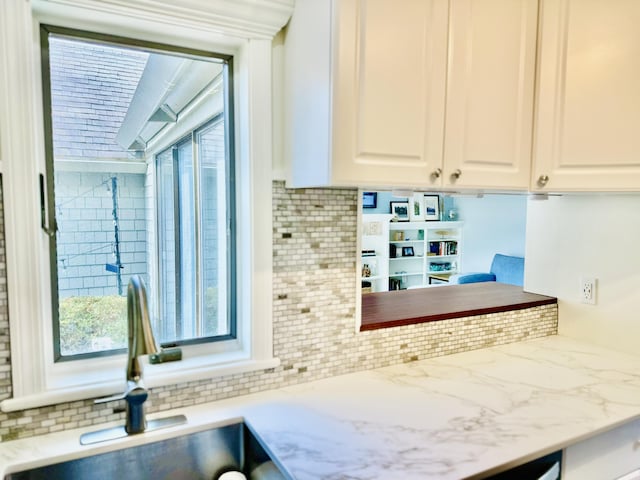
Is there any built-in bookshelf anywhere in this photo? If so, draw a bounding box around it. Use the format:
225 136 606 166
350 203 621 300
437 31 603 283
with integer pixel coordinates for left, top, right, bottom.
388 221 462 290
361 216 463 293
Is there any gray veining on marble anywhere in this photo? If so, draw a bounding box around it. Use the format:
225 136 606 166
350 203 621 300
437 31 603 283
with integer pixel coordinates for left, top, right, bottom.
244 335 640 479
2 335 640 479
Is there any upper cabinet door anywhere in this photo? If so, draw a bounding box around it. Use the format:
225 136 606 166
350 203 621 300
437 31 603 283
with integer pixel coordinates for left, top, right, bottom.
332 0 449 187
533 0 640 191
443 0 538 190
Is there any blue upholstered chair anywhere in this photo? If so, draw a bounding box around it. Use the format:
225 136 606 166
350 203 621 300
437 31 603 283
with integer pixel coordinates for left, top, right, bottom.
449 254 524 287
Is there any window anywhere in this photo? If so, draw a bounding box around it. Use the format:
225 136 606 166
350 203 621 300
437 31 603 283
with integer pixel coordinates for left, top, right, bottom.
40 28 236 361
156 117 235 345
0 1 279 411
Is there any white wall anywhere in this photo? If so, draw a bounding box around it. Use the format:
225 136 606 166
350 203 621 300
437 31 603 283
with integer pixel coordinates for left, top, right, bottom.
525 194 640 354
455 195 527 272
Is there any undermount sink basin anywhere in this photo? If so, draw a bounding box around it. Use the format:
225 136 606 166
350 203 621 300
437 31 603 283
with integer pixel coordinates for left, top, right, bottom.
5 420 290 480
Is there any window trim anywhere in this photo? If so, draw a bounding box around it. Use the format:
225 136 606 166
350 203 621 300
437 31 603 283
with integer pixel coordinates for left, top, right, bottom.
0 0 282 412
42 26 241 358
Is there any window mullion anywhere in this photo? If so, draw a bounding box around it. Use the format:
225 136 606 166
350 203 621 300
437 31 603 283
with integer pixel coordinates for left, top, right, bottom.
192 132 202 338
172 145 182 340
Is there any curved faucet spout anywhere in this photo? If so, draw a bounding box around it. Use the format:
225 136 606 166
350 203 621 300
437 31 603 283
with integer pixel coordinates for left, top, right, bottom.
86 276 186 441
127 275 159 382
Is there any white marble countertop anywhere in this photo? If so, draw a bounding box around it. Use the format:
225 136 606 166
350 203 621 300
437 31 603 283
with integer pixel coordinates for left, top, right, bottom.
3 335 640 479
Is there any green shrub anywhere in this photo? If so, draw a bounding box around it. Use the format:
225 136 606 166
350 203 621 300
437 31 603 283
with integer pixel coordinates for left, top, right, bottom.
59 295 127 355
59 288 223 355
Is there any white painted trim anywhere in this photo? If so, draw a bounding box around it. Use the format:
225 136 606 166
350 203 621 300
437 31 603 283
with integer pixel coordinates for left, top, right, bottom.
115 54 189 151
271 30 286 181
0 0 278 411
355 189 363 333
33 0 294 40
245 39 275 362
0 357 280 413
145 76 225 157
144 358 281 390
0 0 50 400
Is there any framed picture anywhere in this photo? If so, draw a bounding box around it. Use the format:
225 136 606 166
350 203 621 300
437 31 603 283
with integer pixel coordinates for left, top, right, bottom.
362 191 377 208
390 201 409 222
408 192 424 221
423 195 440 221
402 246 414 257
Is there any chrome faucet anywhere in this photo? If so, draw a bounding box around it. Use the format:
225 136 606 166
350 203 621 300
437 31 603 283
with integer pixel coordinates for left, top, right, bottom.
123 275 159 433
80 276 186 445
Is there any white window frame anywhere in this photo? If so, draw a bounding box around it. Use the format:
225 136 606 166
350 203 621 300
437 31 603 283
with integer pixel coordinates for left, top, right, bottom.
0 0 289 412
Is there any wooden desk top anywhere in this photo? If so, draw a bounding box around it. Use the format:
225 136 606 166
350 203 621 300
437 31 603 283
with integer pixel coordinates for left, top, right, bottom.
361 282 556 331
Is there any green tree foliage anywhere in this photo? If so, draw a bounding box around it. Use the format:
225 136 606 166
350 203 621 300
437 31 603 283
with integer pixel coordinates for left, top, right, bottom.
59 295 127 355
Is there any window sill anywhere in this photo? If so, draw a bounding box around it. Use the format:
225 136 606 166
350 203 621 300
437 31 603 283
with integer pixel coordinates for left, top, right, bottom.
143 354 281 389
0 356 280 413
360 282 557 331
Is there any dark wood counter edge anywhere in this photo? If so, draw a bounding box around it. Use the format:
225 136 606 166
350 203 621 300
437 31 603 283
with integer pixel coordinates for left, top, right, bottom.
360 283 557 332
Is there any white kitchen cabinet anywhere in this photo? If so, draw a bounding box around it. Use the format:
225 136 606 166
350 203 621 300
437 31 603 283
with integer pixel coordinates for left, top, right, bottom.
284 0 538 190
533 0 640 191
285 0 448 188
443 0 538 190
563 418 640 479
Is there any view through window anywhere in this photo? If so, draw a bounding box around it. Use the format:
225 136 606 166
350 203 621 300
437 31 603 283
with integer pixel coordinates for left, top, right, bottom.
42 28 235 359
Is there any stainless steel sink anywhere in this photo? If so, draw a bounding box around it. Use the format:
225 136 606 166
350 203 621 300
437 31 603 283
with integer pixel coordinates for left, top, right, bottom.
5 420 290 480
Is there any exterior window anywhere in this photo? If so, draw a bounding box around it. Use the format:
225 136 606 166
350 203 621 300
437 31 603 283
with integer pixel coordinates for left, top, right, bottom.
41 26 235 360
156 116 234 345
0 2 278 411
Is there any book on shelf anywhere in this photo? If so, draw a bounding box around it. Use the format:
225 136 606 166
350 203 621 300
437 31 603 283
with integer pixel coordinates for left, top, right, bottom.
428 241 458 256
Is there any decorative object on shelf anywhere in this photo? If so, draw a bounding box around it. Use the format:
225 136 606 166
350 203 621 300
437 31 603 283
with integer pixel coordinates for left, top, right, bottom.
409 192 425 221
402 246 414 257
389 278 402 290
423 195 440 221
362 264 371 277
361 281 372 294
392 231 404 241
362 220 383 236
362 191 377 208
429 261 452 272
390 201 409 222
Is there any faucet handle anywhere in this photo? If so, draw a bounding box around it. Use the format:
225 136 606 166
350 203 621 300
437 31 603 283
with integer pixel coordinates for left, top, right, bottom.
94 392 127 404
95 380 147 404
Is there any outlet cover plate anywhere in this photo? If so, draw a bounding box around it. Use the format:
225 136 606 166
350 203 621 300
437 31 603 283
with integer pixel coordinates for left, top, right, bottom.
580 277 596 305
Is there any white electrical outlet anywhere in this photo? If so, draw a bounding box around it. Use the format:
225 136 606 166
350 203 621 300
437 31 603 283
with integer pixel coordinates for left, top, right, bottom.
580 277 597 305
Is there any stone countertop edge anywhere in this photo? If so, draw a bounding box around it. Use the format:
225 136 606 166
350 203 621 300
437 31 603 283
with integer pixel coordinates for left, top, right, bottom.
2 335 640 479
